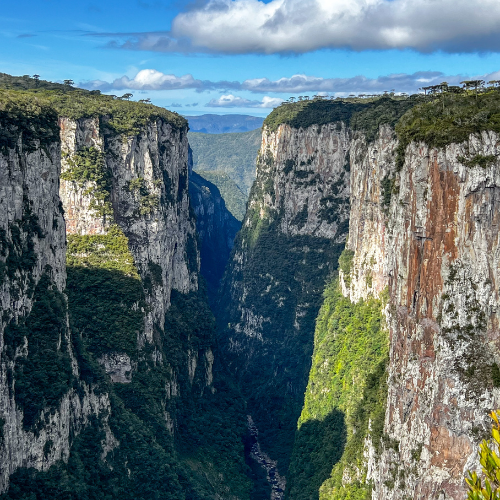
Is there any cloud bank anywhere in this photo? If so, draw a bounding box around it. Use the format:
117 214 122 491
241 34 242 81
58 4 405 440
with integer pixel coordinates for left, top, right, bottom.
91 0 500 54
81 69 500 96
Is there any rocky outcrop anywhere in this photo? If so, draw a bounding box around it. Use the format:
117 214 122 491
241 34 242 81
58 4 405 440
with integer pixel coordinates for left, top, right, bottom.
0 111 110 493
217 122 350 479
340 125 500 499
189 169 240 297
59 116 198 348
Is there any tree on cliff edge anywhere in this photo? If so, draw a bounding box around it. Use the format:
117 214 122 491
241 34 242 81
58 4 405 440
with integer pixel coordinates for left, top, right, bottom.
466 411 500 499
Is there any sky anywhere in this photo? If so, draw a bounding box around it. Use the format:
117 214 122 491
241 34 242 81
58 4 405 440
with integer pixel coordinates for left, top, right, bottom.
1 0 500 116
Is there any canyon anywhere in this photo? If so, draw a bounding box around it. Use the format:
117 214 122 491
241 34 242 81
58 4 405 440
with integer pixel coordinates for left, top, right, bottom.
1 75 500 500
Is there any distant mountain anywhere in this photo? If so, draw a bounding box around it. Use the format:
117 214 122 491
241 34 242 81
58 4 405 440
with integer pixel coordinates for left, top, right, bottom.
185 114 264 134
188 129 261 203
195 170 247 221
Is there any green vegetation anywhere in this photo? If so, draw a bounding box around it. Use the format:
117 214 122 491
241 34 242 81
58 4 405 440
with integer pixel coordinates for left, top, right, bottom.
66 225 139 276
0 195 44 289
4 271 73 431
0 74 186 138
188 129 260 195
350 97 417 143
287 282 388 500
264 97 418 137
3 234 251 500
61 146 113 217
66 226 144 358
0 89 59 153
0 73 251 500
196 170 247 220
457 154 497 169
218 207 345 473
264 99 362 133
395 89 500 169
125 177 160 216
338 249 354 288
466 410 500 500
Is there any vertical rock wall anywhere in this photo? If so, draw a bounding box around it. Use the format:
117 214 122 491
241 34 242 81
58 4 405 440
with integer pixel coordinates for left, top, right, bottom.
0 119 109 493
341 127 500 499
189 169 241 298
371 132 500 500
217 122 350 484
59 116 198 346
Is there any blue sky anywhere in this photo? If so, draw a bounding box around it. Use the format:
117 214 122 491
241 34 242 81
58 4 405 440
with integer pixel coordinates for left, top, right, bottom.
2 0 500 116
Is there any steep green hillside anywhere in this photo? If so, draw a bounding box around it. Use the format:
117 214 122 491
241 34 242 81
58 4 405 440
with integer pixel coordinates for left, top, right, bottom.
195 170 247 221
287 277 388 500
188 129 261 195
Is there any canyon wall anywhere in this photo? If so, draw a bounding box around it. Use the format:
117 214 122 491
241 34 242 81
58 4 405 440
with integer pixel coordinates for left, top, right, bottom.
217 121 350 490
232 97 500 500
368 130 500 500
287 98 500 500
189 168 241 298
0 88 249 500
0 97 110 492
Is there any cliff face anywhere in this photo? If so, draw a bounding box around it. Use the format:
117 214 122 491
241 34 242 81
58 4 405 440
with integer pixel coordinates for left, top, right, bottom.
248 95 500 500
301 111 500 498
0 101 110 492
0 87 250 500
189 169 241 297
59 115 198 344
369 131 500 499
217 121 350 489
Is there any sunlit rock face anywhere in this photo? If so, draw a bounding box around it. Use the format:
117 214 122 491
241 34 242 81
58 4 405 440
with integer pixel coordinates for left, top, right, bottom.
59 116 198 347
344 127 500 499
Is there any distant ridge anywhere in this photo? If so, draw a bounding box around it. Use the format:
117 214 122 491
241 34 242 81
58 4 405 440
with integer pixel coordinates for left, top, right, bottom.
184 114 264 134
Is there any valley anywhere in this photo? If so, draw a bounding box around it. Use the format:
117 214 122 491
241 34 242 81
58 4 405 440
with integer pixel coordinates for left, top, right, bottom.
1 73 500 500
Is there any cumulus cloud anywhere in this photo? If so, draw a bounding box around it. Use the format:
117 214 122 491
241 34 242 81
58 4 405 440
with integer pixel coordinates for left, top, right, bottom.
206 94 284 108
81 69 205 92
82 69 500 95
90 0 500 54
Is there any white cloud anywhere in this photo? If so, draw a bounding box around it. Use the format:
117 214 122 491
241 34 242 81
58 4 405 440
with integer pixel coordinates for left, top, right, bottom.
206 94 284 108
96 0 500 54
81 69 204 91
81 69 500 95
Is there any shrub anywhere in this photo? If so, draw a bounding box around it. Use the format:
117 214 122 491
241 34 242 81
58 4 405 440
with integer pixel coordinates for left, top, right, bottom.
465 410 500 500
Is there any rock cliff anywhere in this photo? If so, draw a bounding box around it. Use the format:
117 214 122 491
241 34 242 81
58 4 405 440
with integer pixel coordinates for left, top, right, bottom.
216 119 350 489
286 94 500 500
0 85 249 500
369 130 500 500
0 92 110 493
189 168 241 298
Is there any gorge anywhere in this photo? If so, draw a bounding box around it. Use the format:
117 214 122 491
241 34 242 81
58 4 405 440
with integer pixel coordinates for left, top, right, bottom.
1 74 500 500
